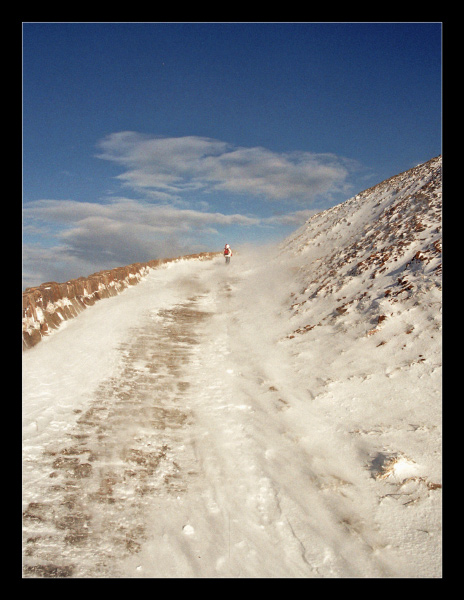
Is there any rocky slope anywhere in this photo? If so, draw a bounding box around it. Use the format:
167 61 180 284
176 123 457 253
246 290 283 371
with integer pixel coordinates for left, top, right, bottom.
281 155 442 340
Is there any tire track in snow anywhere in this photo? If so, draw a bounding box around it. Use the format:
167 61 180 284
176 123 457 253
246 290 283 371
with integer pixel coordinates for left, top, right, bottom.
23 291 212 578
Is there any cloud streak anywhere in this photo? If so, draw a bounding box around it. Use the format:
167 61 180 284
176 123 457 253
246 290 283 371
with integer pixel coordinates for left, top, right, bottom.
96 132 353 202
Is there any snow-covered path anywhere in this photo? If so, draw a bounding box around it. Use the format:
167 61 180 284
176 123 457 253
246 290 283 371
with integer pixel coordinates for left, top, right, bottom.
22 253 439 578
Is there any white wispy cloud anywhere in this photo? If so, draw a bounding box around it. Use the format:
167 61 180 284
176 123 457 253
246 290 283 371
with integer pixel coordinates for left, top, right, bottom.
96 132 353 202
24 198 261 230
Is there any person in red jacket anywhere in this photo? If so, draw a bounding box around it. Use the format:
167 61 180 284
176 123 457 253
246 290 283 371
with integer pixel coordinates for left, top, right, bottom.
224 244 232 265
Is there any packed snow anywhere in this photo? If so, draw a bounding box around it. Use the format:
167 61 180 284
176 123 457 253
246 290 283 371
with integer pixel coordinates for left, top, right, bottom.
22 159 442 578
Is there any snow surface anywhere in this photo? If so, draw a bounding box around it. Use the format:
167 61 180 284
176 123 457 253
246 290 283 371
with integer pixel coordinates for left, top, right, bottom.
23 161 442 578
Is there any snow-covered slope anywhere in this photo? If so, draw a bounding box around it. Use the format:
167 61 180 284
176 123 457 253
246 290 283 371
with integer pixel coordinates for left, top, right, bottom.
22 156 442 578
281 155 441 325
279 155 441 408
274 155 442 574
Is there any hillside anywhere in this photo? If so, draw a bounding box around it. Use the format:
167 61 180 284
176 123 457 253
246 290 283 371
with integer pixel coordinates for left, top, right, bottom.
22 156 442 578
280 155 442 394
282 155 441 324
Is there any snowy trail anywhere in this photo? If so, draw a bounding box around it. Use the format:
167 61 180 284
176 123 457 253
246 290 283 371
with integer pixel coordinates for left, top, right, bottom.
23 254 414 578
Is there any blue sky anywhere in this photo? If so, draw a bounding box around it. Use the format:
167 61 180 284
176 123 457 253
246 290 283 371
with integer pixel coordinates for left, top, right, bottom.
22 22 442 288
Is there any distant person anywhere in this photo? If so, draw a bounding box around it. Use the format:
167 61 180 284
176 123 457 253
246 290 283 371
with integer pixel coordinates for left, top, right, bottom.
224 244 232 265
